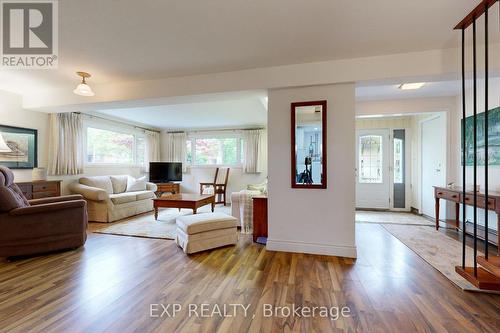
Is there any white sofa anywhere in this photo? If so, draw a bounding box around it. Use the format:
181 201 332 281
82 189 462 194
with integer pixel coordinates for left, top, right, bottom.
69 175 158 223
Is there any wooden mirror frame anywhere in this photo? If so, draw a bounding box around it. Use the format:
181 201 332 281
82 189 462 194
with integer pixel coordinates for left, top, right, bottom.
291 100 327 189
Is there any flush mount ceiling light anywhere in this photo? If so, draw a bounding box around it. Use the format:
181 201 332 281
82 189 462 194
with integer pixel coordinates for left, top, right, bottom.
0 132 11 152
73 71 95 96
399 82 426 90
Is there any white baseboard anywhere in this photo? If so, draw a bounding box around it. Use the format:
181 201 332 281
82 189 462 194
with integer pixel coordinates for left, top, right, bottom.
266 239 357 258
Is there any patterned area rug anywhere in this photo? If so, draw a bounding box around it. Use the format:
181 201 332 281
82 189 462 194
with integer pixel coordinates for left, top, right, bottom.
382 224 499 294
356 211 434 226
92 205 231 240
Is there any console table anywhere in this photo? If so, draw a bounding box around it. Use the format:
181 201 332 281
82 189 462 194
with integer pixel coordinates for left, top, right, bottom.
16 180 62 199
155 183 180 197
434 186 499 252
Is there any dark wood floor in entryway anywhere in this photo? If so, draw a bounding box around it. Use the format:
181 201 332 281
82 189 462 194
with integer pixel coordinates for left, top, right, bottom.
0 223 498 332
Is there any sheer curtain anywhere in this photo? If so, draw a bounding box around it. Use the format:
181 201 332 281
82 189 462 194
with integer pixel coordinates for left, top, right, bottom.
164 132 187 172
243 129 265 173
48 113 84 175
144 130 160 172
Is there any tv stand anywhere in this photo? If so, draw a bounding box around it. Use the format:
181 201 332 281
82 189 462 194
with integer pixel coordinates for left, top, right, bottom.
154 182 180 197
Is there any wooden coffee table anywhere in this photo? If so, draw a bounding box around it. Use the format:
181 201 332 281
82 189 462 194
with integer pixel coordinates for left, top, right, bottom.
153 194 215 220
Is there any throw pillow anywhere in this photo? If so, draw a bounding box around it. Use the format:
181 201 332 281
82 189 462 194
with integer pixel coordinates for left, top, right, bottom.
247 180 268 194
126 176 147 192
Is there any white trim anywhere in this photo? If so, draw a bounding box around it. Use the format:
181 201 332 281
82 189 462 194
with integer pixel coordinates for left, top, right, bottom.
419 113 448 218
266 239 357 258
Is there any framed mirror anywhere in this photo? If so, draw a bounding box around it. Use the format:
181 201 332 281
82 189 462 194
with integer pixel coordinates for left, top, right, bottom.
291 100 327 189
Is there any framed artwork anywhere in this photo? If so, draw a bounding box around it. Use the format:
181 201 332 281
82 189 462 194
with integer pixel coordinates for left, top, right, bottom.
0 125 38 169
462 106 500 166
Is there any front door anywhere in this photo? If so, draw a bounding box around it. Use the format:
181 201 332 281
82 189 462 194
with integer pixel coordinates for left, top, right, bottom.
356 129 391 209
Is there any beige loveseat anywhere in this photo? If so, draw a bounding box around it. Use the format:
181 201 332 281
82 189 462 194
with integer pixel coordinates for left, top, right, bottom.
69 175 157 223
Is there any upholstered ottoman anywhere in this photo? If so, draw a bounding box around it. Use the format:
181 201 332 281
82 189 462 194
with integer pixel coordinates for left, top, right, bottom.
175 212 238 254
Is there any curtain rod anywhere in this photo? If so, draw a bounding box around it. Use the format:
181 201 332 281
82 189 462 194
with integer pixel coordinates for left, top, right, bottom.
74 112 160 133
167 127 265 134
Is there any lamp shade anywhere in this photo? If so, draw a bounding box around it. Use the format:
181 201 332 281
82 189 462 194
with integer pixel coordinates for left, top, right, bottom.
0 132 11 152
73 82 95 96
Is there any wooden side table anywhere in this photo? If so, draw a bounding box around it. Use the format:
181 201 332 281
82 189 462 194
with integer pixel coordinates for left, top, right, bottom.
252 196 268 242
16 180 62 199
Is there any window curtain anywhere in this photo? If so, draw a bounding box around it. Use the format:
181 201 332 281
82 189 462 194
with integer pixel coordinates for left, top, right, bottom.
164 132 187 172
48 113 84 175
144 130 160 172
243 129 265 173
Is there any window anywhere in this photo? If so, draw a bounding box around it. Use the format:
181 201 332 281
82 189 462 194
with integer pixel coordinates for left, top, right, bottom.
393 138 404 184
187 136 242 166
86 127 144 165
186 140 192 164
359 135 383 183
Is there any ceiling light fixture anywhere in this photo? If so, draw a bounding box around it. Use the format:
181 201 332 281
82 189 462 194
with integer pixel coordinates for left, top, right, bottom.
0 133 11 152
73 71 95 96
399 82 426 90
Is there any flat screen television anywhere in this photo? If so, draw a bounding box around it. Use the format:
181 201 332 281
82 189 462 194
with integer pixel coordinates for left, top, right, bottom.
149 162 182 183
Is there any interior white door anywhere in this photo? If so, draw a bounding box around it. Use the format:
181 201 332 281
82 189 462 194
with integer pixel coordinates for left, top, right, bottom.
421 115 446 219
356 129 390 209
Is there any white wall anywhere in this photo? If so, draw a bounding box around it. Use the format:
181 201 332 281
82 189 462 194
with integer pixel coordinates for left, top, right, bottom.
27 44 500 111
159 130 268 200
0 90 150 195
356 97 457 213
0 90 49 182
267 83 356 258
450 78 500 231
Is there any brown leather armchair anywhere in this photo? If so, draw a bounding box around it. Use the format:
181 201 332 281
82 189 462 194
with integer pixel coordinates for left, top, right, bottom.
0 166 88 257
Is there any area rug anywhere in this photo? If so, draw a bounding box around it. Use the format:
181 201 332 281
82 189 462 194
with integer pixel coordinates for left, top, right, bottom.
92 205 231 240
356 210 434 226
381 224 499 294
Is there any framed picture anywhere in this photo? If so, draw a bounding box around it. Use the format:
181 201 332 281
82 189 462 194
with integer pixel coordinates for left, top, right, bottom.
462 107 500 166
0 125 38 169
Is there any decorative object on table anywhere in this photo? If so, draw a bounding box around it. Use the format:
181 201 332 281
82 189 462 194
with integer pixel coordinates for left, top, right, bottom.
200 167 230 205
291 100 327 189
462 106 500 166
0 125 37 169
447 182 455 189
32 167 48 181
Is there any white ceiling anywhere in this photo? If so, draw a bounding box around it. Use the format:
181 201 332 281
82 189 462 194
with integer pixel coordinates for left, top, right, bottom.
0 0 477 97
356 80 462 101
93 94 267 130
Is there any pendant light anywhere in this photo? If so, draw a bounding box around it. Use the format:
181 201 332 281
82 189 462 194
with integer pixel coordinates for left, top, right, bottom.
73 71 95 96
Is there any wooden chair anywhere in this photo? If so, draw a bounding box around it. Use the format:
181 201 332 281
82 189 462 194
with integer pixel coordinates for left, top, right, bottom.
200 167 230 206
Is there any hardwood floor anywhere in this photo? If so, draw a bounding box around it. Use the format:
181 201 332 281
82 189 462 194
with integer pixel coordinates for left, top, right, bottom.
0 223 499 332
